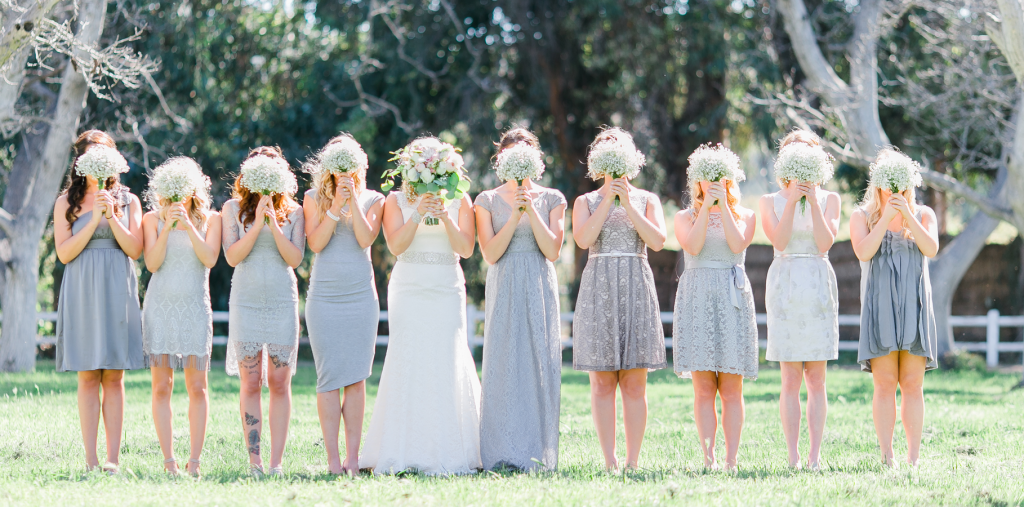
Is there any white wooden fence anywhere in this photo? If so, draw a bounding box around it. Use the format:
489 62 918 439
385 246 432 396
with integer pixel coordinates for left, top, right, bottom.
31 308 1024 367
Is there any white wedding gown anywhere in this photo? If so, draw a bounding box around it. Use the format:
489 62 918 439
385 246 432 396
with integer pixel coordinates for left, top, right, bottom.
360 193 482 475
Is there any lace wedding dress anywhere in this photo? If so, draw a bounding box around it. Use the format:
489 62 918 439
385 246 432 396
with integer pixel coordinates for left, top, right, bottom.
359 193 482 475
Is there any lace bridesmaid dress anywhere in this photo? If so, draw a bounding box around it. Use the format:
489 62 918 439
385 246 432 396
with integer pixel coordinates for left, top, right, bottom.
142 219 214 370
56 190 144 372
573 190 666 372
764 193 839 362
221 200 305 382
474 188 564 471
359 193 482 475
672 211 758 379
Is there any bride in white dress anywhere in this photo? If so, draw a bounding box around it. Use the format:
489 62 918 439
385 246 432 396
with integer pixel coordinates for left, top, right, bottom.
359 185 481 475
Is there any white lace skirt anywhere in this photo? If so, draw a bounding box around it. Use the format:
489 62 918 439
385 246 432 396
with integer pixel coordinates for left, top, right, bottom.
765 257 839 362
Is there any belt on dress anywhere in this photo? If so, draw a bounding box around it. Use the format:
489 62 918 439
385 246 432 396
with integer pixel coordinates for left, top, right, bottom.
84 239 119 249
396 251 460 265
774 253 828 259
685 259 746 309
589 252 647 259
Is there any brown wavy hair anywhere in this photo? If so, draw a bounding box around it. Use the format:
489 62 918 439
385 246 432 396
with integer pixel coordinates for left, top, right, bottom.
62 130 126 226
231 146 299 228
492 127 540 162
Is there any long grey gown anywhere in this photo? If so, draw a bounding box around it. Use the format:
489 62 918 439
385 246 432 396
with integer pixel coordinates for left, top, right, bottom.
56 191 144 372
142 219 214 370
475 188 565 471
222 199 305 383
572 190 666 372
305 189 385 393
857 208 938 372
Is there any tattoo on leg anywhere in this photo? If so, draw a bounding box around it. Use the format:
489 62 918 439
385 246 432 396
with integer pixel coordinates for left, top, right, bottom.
270 354 288 369
244 412 259 426
248 429 260 456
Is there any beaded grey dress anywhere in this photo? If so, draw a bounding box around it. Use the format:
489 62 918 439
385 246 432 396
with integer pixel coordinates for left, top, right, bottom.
673 212 759 379
474 188 565 471
573 190 666 372
56 191 144 372
222 200 305 383
858 208 938 372
142 219 214 370
305 189 385 393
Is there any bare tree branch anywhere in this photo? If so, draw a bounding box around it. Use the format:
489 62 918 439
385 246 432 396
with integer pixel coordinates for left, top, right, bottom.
0 207 13 236
0 0 62 70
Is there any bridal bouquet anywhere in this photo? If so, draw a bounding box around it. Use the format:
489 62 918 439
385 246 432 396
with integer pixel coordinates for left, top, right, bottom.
587 139 645 205
773 142 835 213
869 150 923 194
495 142 545 211
318 137 368 175
382 138 471 225
75 145 129 190
148 157 210 228
686 143 744 207
239 155 298 223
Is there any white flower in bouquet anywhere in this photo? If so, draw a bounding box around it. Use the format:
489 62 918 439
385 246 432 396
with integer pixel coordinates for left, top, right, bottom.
495 142 545 211
382 138 471 225
317 137 368 175
686 143 744 207
239 155 297 223
869 150 923 194
147 157 209 227
773 142 835 213
75 145 129 190
587 139 645 205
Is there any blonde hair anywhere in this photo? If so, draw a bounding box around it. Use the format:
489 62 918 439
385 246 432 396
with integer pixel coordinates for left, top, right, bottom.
777 129 822 188
860 147 918 239
306 134 368 221
688 177 742 221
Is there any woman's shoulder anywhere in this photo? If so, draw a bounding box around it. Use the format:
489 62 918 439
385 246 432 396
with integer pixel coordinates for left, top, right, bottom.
474 188 496 207
363 189 385 201
303 188 317 200
733 204 756 220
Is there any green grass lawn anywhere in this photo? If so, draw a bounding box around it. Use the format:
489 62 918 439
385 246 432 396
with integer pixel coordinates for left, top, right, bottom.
0 361 1022 506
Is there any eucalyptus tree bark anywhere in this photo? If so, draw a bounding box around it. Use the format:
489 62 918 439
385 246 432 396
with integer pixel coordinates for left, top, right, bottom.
776 0 1005 357
0 0 108 372
0 0 62 69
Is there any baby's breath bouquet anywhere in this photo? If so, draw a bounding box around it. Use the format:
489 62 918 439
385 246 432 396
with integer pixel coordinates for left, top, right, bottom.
318 137 368 175
587 139 645 205
382 138 471 225
773 143 835 213
686 144 744 207
869 150 923 194
239 155 298 224
495 142 545 211
75 145 129 190
148 157 209 228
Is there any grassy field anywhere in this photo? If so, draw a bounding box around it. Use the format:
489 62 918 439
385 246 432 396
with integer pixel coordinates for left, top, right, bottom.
0 361 1022 506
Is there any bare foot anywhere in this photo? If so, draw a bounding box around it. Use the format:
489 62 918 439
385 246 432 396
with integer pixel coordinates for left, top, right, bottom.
604 457 619 472
341 457 360 476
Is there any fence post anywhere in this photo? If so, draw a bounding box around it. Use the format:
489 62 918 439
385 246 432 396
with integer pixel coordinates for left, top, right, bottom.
986 309 1000 368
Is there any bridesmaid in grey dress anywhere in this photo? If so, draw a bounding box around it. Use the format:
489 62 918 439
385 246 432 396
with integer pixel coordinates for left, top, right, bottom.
674 169 758 472
53 131 144 472
302 134 385 475
572 128 667 471
222 146 306 477
850 147 939 468
475 129 566 471
141 157 221 476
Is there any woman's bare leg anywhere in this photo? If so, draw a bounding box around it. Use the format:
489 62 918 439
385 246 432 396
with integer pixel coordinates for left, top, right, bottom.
897 351 927 466
266 357 293 469
803 361 828 468
589 371 620 470
100 370 125 466
316 389 344 474
690 371 720 468
183 367 209 475
238 355 264 468
778 361 804 467
77 371 103 470
717 373 745 469
870 352 900 466
341 381 366 474
150 366 178 473
618 368 649 469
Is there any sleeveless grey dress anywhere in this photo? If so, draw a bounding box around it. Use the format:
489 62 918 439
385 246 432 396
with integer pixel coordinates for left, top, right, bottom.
475 188 565 471
673 212 759 379
573 190 666 372
305 189 385 393
142 219 214 370
55 192 144 372
857 208 938 372
221 199 305 382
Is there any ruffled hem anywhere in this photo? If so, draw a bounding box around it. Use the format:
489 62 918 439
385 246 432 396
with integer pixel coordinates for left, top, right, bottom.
674 366 758 380
145 353 211 371
573 361 668 372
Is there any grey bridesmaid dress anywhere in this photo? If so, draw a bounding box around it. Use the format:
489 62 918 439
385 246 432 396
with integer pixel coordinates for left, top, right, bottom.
55 192 144 372
572 190 666 372
304 190 385 393
857 209 938 371
475 188 565 471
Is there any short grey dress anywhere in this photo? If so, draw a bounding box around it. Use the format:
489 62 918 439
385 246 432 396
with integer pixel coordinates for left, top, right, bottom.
142 219 214 370
573 190 666 372
673 212 759 379
475 188 565 471
222 199 305 382
858 208 938 372
55 192 144 372
305 189 385 393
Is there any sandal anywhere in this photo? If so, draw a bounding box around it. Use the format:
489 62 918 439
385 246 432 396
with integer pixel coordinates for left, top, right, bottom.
249 463 265 478
101 462 120 475
164 457 182 477
186 458 201 478
268 466 284 478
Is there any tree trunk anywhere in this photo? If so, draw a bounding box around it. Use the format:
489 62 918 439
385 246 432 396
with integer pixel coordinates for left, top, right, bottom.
0 0 107 372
